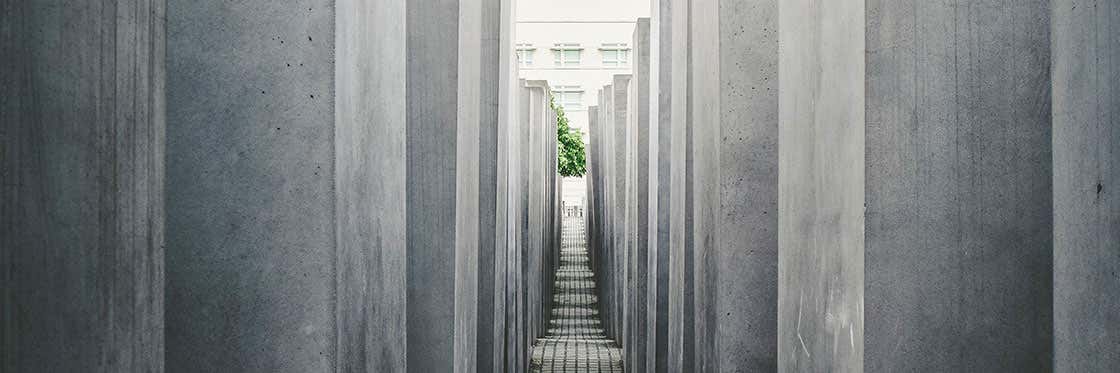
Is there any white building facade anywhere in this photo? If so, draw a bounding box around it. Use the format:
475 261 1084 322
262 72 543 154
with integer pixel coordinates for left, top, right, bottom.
516 0 649 206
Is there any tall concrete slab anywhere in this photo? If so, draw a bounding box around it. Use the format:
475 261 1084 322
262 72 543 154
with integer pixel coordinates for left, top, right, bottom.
1053 1 1120 371
477 0 517 370
777 1 864 371
667 0 696 370
167 0 407 371
648 3 673 372
611 76 632 357
335 1 409 370
1 1 165 371
690 0 779 371
626 18 653 373
405 0 488 369
599 85 622 341
863 1 1053 371
523 80 551 346
780 1 1053 372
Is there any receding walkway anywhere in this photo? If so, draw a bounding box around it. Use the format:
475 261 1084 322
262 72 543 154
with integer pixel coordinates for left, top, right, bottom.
530 212 623 372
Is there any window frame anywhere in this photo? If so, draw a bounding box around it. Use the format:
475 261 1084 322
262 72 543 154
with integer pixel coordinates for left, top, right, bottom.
599 43 630 67
551 43 583 67
516 43 536 67
553 85 584 112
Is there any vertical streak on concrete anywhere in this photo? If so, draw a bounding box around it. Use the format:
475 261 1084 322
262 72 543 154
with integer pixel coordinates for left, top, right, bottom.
1053 0 1119 371
453 0 482 369
649 2 673 372
477 0 516 369
690 0 718 369
611 76 631 361
691 0 779 370
167 0 340 371
1 1 165 370
524 80 549 346
515 79 531 372
477 0 499 367
627 18 652 373
334 0 407 371
406 0 481 370
601 84 617 341
667 0 695 370
777 0 864 371
864 1 1051 371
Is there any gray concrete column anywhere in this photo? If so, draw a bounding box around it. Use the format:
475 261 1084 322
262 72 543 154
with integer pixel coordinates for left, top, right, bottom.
667 0 696 370
648 2 674 371
865 1 1052 371
776 1 863 371
523 80 552 345
779 1 1053 371
626 18 653 373
690 0 779 371
405 0 488 370
167 0 407 371
1053 1 1120 371
2 1 165 371
478 0 517 370
513 78 532 372
611 76 631 356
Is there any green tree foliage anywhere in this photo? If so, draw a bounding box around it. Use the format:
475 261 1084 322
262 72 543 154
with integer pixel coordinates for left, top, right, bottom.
551 95 587 177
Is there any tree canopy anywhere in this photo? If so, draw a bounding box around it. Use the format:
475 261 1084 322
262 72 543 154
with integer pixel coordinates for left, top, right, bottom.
551 96 586 177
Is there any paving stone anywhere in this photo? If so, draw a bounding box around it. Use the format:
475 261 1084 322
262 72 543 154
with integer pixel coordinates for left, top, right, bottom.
531 211 624 372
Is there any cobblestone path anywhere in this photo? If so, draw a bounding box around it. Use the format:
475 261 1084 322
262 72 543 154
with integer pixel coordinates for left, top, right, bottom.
530 213 623 372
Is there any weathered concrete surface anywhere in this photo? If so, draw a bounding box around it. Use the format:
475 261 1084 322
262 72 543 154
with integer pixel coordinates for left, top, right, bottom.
478 0 517 370
405 0 483 370
168 0 407 371
626 18 652 373
863 1 1053 372
600 84 621 342
523 80 550 347
335 1 408 370
779 1 1053 372
690 0 779 371
611 76 631 361
1 1 165 371
513 78 532 372
777 0 864 371
1053 1 1120 371
667 0 695 370
648 4 673 372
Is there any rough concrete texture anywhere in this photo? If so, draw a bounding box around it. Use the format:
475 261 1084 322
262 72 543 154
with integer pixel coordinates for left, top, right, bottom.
648 3 673 372
1053 1 1120 371
405 0 484 370
513 79 532 372
600 84 621 342
612 76 632 359
863 1 1053 371
626 18 652 373
777 0 864 371
524 80 548 346
1 1 165 371
666 0 695 370
167 0 407 371
335 1 408 370
478 0 517 370
779 0 864 369
689 0 779 371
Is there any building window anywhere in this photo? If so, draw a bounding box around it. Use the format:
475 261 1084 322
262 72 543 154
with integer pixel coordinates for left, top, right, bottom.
554 85 584 112
516 43 535 67
600 43 630 67
552 43 582 67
